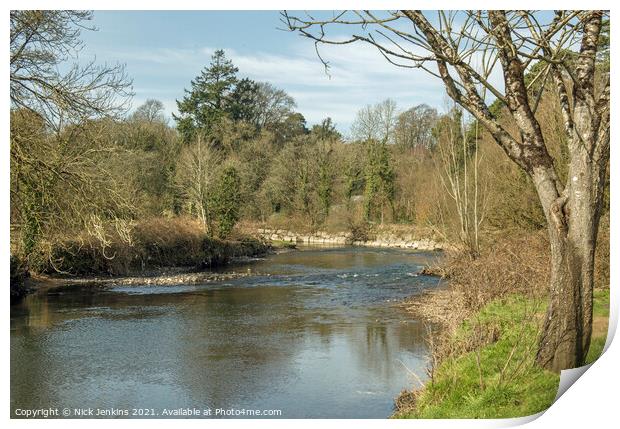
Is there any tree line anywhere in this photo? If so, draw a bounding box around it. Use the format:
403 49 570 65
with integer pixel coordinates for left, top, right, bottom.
11 14 516 265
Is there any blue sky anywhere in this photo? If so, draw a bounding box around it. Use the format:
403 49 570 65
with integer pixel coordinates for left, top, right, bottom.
79 11 449 134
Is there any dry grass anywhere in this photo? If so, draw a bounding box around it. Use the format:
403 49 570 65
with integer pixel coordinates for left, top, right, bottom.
411 230 557 365
402 231 550 333
401 288 467 332
401 231 553 376
29 216 269 276
443 230 550 310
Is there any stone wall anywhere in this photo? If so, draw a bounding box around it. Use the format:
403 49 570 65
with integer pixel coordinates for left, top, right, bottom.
255 228 446 251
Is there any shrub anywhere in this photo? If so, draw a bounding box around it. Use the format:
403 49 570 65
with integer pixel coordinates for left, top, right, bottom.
28 217 269 276
440 231 550 312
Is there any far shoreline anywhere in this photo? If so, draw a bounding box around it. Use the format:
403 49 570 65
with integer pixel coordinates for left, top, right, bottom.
14 242 444 301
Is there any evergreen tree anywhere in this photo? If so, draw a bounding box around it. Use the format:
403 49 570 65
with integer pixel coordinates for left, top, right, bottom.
228 77 260 124
174 49 239 142
211 166 242 238
363 139 395 222
310 117 341 141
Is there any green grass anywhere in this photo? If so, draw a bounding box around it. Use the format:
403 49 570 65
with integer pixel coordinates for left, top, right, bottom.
586 288 610 364
396 296 559 418
586 336 607 365
593 288 610 318
395 290 611 419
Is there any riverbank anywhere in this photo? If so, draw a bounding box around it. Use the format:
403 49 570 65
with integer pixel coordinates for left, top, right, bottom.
394 288 609 418
14 254 269 299
249 225 448 250
21 264 266 293
393 230 610 418
12 218 443 298
10 255 29 302
10 217 272 300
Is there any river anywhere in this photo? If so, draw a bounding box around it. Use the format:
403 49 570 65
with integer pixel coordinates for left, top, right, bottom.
11 246 442 418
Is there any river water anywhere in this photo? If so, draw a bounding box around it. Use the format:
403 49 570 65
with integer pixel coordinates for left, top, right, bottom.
11 246 442 418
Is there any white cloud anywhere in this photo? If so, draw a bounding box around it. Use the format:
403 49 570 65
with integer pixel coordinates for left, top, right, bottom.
221 41 448 129
110 37 454 131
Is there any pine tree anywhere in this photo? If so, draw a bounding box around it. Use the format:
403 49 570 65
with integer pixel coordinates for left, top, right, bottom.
174 49 239 142
228 77 260 123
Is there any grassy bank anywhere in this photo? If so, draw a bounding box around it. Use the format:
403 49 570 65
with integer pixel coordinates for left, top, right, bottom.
395 228 610 419
15 217 270 279
395 289 609 418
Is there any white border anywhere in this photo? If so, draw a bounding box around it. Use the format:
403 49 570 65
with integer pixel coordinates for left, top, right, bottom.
3 1 617 428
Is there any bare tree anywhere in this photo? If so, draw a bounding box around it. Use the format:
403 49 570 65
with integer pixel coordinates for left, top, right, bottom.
283 10 610 372
174 135 223 234
10 10 134 258
351 104 380 141
435 108 487 255
351 98 397 143
132 99 166 123
253 82 297 129
394 104 438 151
10 10 132 130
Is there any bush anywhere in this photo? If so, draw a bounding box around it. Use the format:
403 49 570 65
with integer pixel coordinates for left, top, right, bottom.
440 225 610 312
28 217 269 276
441 231 550 312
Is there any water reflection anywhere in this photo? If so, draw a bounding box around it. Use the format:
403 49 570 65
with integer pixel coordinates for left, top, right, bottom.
11 247 442 418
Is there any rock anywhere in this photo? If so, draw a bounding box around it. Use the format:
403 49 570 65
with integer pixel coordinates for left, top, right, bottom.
253 227 444 251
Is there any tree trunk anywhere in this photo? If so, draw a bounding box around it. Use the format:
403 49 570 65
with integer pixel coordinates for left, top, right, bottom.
537 225 592 371
535 142 606 372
